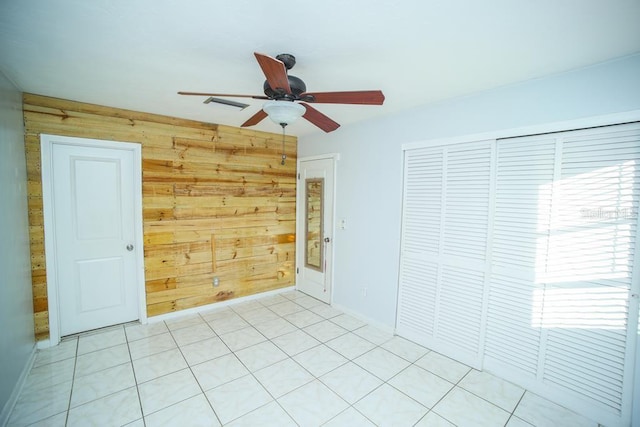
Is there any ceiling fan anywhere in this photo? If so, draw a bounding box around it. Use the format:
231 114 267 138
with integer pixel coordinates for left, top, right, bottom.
178 52 385 133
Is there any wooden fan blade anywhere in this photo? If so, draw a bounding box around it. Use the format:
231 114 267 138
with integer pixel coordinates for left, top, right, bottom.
241 109 268 127
302 90 385 105
178 91 268 99
301 103 340 133
254 52 292 94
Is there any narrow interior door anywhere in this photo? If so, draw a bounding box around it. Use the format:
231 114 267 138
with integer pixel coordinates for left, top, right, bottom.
297 157 335 303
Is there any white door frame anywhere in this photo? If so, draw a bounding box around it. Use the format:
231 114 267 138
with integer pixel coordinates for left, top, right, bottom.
41 134 146 346
296 154 339 303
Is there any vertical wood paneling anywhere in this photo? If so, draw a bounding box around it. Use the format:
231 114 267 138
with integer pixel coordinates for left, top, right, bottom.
23 94 297 340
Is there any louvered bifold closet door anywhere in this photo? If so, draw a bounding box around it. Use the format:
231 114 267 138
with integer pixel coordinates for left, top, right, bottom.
397 147 443 344
541 124 640 426
397 141 493 367
484 135 557 379
486 122 640 427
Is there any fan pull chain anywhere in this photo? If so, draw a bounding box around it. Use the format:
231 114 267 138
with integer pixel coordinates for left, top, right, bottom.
280 123 287 166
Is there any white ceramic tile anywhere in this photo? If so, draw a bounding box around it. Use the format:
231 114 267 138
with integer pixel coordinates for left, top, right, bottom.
254 358 315 398
319 362 383 404
414 411 456 426
323 407 376 427
292 344 348 377
164 313 204 331
506 416 535 427
144 394 221 427
219 326 266 351
226 401 297 427
459 369 525 412
138 368 201 415
303 319 348 342
205 374 273 424
292 295 324 309
200 306 235 323
278 380 349 426
415 351 471 383
128 332 177 360
281 290 307 300
353 347 411 381
433 387 510 427
253 317 298 339
388 365 454 408
258 294 290 307
179 336 230 366
67 386 141 426
309 303 343 319
125 321 169 342
231 299 265 314
381 336 429 362
123 419 145 427
283 310 324 328
8 379 72 426
23 358 75 393
133 348 188 383
269 300 305 316
271 329 320 356
234 340 288 372
70 363 135 407
27 411 68 427
74 343 130 378
513 392 598 427
239 306 280 324
325 332 376 360
207 314 249 335
33 339 77 367
352 324 394 345
77 327 126 355
355 383 428 427
329 314 367 331
191 354 249 391
170 323 215 346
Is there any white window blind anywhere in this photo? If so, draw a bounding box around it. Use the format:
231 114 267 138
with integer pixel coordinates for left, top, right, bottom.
398 122 640 427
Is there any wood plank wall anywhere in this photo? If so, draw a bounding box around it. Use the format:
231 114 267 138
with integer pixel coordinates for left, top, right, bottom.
23 93 297 340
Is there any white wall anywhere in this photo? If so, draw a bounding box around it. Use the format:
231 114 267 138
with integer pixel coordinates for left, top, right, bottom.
0 70 35 421
298 53 640 328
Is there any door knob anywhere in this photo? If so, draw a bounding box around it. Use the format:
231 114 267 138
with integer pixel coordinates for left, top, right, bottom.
126 244 134 251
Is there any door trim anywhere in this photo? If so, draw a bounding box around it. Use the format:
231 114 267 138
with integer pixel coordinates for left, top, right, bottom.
41 134 146 345
296 153 339 303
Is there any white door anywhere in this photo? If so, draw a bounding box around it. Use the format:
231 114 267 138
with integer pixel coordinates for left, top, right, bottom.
42 135 143 338
296 156 335 303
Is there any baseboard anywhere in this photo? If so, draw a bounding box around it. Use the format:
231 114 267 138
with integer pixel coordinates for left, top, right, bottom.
147 286 296 324
36 339 52 350
0 343 37 427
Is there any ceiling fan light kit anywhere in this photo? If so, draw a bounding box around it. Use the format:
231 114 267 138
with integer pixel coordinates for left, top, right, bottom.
263 100 306 126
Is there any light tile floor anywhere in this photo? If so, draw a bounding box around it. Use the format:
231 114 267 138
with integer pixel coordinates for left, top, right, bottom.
8 290 599 427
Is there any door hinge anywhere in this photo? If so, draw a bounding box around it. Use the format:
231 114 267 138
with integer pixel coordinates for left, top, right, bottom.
297 173 300 180
296 267 299 274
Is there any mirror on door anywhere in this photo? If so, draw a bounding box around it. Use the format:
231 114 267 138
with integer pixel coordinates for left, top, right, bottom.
305 178 324 272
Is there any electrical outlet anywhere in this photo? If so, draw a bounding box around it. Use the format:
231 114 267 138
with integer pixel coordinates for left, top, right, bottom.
213 277 220 287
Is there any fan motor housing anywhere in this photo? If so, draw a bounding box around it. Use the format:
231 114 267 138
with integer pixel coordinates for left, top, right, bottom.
264 75 306 100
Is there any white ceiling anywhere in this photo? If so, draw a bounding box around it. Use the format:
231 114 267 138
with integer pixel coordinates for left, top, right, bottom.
1 0 639 137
